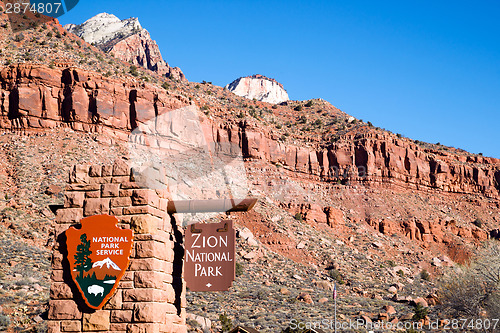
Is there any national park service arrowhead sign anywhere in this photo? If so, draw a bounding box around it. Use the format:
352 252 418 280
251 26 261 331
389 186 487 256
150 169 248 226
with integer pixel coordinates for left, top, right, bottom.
66 215 133 309
184 220 236 291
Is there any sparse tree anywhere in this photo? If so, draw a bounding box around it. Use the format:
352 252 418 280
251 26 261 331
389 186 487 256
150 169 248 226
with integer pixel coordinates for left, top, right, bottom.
438 241 500 320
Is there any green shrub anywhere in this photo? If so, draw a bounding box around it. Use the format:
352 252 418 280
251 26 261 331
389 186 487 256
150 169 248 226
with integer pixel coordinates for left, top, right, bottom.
294 105 303 111
412 304 428 321
162 82 170 90
329 268 344 284
14 33 25 42
294 213 303 221
129 65 139 77
305 100 313 107
420 269 430 281
473 218 482 228
219 313 233 332
235 262 243 277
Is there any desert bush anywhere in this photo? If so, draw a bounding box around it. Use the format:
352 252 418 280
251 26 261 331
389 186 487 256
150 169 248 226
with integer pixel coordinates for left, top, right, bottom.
412 303 428 321
14 33 24 42
438 241 500 319
0 314 10 328
129 65 139 77
305 100 314 107
235 262 243 277
472 218 483 228
420 269 430 281
293 213 303 221
328 268 343 284
219 312 233 332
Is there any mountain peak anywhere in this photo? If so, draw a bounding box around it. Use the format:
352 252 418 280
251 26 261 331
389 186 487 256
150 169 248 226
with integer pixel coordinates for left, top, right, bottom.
225 75 289 104
64 12 185 81
64 12 142 46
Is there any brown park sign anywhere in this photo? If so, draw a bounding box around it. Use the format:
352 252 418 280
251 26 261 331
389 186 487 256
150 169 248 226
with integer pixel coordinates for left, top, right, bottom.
66 214 133 309
184 220 236 291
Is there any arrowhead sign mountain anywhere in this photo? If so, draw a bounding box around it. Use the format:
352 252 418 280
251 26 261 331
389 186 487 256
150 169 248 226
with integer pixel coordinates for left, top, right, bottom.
65 215 133 310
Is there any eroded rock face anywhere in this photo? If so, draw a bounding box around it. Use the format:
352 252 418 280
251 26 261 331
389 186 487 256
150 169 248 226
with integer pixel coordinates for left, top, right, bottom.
225 74 289 104
0 64 190 138
1 64 499 203
64 13 185 81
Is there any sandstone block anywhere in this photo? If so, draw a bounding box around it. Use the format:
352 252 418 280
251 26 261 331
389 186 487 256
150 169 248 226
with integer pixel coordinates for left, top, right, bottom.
48 300 82 320
118 281 134 289
47 321 61 333
61 320 81 332
102 183 120 197
51 252 64 270
126 323 161 333
109 323 128 331
133 303 176 323
66 184 101 191
113 160 130 176
83 198 110 216
130 215 160 234
69 165 90 184
82 311 110 331
64 192 85 208
103 289 122 310
128 258 172 273
110 196 132 208
111 310 133 323
102 165 113 177
50 282 73 299
50 270 64 282
131 189 159 207
123 288 170 302
89 165 102 177
135 241 173 261
56 208 83 224
111 207 123 215
85 190 101 198
134 271 170 289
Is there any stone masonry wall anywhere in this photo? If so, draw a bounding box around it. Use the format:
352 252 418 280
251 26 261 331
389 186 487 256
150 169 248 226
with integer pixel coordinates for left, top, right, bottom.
47 160 186 333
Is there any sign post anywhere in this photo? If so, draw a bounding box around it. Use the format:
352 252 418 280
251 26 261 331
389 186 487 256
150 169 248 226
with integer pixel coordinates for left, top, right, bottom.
184 220 236 291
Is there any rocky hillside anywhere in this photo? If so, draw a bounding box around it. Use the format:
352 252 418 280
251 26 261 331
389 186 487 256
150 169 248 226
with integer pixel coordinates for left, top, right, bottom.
0 8 499 333
64 13 185 81
226 74 289 104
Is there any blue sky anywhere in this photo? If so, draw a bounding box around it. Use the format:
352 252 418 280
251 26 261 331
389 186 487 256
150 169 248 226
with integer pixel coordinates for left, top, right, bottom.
60 0 500 158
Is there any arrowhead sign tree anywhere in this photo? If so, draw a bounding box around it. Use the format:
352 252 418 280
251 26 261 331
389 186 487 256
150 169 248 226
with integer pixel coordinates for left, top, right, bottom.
74 234 92 278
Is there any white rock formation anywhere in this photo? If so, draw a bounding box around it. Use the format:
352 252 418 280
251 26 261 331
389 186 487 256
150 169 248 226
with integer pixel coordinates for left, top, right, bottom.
225 74 289 104
64 13 141 47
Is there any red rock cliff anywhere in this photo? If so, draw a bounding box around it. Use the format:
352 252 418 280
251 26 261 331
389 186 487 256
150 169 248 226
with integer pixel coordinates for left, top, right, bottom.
1 64 499 200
